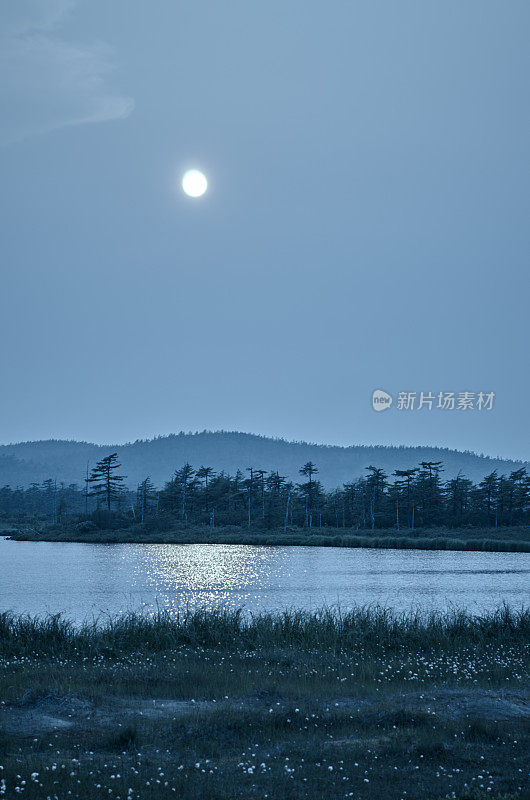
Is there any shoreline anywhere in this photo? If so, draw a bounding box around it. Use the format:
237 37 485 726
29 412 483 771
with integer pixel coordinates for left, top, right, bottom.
6 525 530 552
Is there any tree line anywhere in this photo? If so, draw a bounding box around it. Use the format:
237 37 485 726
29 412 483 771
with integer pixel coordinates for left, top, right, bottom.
0 453 528 530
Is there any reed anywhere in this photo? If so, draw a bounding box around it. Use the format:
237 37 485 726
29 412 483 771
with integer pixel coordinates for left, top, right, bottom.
9 525 530 551
1 604 529 658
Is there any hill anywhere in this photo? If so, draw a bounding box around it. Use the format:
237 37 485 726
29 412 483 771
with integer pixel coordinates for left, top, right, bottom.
0 431 527 490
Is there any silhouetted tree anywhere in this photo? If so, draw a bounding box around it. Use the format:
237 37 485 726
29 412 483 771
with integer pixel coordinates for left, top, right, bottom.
393 468 418 529
86 453 126 513
137 476 156 522
298 462 319 527
365 466 388 529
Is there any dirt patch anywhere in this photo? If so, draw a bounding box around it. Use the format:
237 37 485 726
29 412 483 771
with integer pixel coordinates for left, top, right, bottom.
403 689 529 722
0 695 91 738
0 695 225 738
428 687 530 721
333 688 530 722
0 708 74 736
118 697 218 719
2 687 528 740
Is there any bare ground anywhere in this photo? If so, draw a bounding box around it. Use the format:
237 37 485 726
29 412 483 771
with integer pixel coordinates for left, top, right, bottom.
2 686 529 739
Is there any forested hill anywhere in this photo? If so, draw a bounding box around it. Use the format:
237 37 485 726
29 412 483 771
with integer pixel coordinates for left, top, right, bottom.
0 432 527 490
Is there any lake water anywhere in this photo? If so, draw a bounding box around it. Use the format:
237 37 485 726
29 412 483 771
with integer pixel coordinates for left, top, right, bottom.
1 538 529 622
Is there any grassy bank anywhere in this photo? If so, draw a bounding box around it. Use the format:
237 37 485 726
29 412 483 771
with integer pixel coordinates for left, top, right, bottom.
0 607 529 799
7 524 530 552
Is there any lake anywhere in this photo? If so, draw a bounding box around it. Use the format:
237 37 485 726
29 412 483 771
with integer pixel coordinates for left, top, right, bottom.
1 538 529 622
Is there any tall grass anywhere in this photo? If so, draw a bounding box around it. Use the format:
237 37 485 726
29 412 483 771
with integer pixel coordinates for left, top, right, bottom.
9 526 530 551
1 605 528 658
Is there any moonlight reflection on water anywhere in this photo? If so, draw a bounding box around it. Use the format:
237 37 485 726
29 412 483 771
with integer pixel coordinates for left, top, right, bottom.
135 543 290 611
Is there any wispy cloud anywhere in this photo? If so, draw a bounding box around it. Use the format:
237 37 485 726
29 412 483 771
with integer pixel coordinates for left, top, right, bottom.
0 0 134 145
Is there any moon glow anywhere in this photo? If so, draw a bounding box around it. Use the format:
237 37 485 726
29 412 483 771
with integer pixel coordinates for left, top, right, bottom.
182 169 208 197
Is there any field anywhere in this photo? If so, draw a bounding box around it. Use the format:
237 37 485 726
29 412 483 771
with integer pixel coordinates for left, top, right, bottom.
7 524 530 552
0 607 529 800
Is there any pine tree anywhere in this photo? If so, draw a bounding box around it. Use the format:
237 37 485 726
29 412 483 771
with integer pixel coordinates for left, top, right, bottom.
444 472 473 527
254 469 268 520
477 471 499 526
507 468 528 526
298 462 319 528
365 466 388 529
86 453 126 513
197 466 216 522
393 468 418 528
137 476 156 522
415 462 444 526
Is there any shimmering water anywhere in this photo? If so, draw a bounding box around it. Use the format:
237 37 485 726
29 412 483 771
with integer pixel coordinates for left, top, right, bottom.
1 538 529 622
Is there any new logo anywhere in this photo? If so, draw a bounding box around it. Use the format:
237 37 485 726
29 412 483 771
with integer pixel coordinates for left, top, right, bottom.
372 389 393 412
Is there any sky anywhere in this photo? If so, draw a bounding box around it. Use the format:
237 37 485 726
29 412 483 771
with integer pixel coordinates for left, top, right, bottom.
0 0 528 461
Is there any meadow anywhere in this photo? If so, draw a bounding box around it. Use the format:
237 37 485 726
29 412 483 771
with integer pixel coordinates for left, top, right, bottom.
0 607 529 799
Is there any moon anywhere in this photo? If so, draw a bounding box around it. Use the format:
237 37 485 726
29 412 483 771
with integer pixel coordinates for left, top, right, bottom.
182 169 208 198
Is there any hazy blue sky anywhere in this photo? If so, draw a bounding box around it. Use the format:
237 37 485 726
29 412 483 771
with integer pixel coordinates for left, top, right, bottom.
1 0 528 461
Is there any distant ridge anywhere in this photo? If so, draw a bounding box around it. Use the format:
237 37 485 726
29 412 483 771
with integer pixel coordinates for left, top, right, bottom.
0 431 527 490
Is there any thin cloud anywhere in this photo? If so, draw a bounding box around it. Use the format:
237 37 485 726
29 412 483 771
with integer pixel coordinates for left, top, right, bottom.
0 0 134 145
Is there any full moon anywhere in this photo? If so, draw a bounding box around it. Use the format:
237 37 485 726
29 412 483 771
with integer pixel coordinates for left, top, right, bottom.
182 169 208 197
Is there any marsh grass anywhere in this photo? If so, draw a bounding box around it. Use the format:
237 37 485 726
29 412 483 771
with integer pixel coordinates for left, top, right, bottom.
1 605 529 658
9 524 530 551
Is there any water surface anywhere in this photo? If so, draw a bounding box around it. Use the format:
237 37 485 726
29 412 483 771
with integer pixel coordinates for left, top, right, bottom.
1 538 528 622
